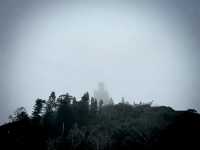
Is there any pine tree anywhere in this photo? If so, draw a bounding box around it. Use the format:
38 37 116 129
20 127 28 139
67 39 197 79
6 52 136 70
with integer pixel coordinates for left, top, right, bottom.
91 97 97 115
9 107 29 122
45 91 56 113
78 92 90 125
32 98 45 120
99 99 103 112
57 93 74 135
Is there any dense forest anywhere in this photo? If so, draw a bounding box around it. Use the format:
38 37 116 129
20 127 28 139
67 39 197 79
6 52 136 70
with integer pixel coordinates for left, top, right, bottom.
0 91 200 150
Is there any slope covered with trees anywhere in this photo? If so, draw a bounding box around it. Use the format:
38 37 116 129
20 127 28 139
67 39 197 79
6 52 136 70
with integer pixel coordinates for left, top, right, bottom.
0 91 200 150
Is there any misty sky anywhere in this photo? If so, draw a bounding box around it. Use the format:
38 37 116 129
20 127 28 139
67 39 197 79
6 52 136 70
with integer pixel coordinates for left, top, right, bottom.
0 0 200 124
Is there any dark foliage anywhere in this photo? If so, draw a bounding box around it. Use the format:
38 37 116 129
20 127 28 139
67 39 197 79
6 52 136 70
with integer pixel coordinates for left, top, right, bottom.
0 91 200 150
32 99 46 121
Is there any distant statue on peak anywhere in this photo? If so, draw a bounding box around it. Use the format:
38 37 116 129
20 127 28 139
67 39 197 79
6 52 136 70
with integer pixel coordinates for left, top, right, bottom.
94 82 113 105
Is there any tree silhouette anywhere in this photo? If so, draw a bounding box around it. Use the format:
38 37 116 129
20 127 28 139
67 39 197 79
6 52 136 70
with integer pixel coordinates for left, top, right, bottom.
57 93 74 135
90 97 98 119
3 90 200 150
46 91 56 113
9 107 29 122
78 92 90 126
32 99 45 121
99 99 103 112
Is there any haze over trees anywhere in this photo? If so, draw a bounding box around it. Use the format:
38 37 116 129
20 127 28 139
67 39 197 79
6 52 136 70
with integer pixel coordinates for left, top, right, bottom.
0 89 200 150
94 82 113 105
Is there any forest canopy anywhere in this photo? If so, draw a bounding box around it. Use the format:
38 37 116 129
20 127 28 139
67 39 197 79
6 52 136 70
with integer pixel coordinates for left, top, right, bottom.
0 91 200 150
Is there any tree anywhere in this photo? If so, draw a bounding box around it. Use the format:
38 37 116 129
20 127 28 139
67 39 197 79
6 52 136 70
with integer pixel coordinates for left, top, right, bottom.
81 92 90 113
72 97 79 123
32 99 45 121
67 123 85 150
78 92 90 125
88 126 112 150
99 100 103 112
43 92 57 137
9 107 29 122
187 109 197 113
45 91 56 113
56 93 74 135
90 97 97 115
72 97 77 106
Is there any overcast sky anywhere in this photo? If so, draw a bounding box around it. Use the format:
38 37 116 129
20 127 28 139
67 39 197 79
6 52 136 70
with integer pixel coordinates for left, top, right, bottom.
0 0 200 124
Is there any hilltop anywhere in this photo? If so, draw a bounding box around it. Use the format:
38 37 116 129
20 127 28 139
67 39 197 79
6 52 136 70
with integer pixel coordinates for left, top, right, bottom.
0 92 200 150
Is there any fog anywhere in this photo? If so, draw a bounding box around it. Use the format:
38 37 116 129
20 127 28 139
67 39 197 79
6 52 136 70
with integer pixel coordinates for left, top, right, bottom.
0 0 200 123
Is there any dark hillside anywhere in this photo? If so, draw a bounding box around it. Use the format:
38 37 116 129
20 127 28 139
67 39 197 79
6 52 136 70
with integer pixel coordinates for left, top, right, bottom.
0 92 199 150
